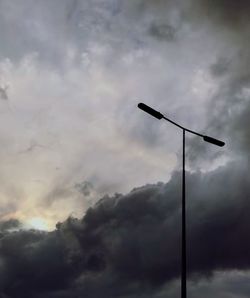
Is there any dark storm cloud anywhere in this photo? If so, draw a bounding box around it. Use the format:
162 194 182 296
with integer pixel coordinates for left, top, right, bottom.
183 0 250 167
0 228 78 297
191 0 250 29
1 160 250 297
0 219 21 232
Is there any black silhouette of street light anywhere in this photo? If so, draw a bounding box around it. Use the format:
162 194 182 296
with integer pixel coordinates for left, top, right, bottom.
137 102 225 298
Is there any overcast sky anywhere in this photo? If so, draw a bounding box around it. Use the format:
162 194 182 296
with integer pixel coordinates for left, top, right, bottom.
1 0 250 297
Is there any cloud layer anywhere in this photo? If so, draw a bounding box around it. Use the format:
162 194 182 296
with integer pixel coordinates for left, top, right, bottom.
1 0 250 296
1 159 250 297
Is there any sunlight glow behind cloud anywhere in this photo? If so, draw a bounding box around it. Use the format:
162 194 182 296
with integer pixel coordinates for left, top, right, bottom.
27 217 49 231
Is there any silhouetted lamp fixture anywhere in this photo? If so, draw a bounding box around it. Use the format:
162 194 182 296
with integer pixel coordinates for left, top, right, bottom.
137 102 225 298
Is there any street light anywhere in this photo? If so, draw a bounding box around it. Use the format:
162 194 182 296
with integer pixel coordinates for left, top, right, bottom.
137 102 225 298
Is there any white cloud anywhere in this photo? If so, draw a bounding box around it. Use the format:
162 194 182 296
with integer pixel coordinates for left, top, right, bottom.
0 0 236 230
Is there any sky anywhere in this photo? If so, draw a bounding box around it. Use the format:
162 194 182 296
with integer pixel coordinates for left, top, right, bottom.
0 0 250 297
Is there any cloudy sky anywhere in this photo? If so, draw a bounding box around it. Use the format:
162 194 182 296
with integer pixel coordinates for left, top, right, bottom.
1 0 250 297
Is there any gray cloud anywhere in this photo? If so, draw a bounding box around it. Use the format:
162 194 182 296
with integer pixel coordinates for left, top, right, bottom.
177 0 250 169
1 159 250 297
148 23 176 41
0 85 8 100
1 0 250 296
191 0 250 30
75 181 94 197
0 219 21 232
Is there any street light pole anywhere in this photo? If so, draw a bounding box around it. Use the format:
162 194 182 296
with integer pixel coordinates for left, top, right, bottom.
137 102 225 298
182 128 186 298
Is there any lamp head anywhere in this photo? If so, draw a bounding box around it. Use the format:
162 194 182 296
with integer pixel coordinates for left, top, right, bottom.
203 135 225 147
138 103 163 120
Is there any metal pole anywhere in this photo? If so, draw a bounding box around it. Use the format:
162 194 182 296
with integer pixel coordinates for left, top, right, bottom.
182 129 186 298
137 102 224 298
